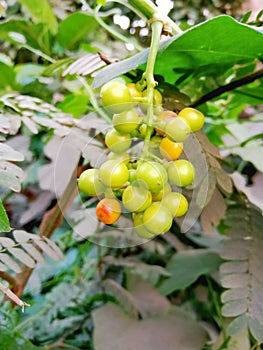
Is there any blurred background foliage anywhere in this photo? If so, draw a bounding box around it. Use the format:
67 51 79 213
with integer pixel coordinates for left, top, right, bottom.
0 0 263 349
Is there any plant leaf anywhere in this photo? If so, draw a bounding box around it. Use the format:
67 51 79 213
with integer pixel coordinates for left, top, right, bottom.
200 188 226 234
231 172 263 212
56 13 97 50
0 253 21 273
220 201 263 342
93 16 263 88
8 247 35 268
102 279 139 319
0 200 10 233
93 303 207 350
19 0 58 34
0 282 30 311
158 249 222 295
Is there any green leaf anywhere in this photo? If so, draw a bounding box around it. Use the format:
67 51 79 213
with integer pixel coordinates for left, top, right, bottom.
0 200 10 233
158 249 222 295
57 94 89 118
96 0 106 5
0 62 15 89
0 20 51 53
18 0 58 34
56 13 98 50
42 57 75 76
93 15 263 88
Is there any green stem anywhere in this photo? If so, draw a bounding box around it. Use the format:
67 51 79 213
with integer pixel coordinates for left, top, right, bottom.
77 76 112 123
127 0 182 35
141 20 163 160
81 1 143 51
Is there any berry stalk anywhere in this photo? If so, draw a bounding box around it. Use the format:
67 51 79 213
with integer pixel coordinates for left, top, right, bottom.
141 19 163 160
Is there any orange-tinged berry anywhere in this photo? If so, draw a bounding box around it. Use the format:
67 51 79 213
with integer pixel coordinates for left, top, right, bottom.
155 110 177 136
96 198 121 224
160 137 183 161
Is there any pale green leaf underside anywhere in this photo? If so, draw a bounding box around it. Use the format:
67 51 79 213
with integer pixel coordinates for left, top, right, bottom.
0 230 63 274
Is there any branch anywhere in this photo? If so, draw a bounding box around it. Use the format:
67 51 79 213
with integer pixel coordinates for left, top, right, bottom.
191 68 263 107
161 232 187 251
0 271 18 288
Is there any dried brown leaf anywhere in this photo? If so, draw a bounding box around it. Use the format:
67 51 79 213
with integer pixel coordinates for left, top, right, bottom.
215 168 233 196
200 188 226 234
195 131 221 158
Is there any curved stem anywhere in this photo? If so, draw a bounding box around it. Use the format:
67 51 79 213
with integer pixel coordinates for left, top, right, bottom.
141 20 163 160
77 76 112 123
127 0 182 35
80 1 143 52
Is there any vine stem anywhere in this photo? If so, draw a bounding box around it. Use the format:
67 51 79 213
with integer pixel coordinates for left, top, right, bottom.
77 76 112 123
141 20 163 160
127 0 183 35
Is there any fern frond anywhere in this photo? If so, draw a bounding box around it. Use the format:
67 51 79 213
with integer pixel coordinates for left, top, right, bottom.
0 142 24 192
0 230 63 274
220 199 263 343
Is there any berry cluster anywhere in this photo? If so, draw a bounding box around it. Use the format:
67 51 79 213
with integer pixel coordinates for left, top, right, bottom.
78 80 204 238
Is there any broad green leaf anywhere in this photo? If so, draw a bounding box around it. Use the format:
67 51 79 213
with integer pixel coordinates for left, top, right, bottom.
42 57 75 76
0 200 10 233
19 0 58 34
93 15 263 88
0 20 51 52
0 63 15 89
93 303 207 350
57 94 89 118
158 249 222 295
56 13 98 50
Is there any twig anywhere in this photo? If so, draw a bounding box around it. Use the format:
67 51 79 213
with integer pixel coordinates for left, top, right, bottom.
0 271 18 288
191 68 263 107
161 232 187 251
